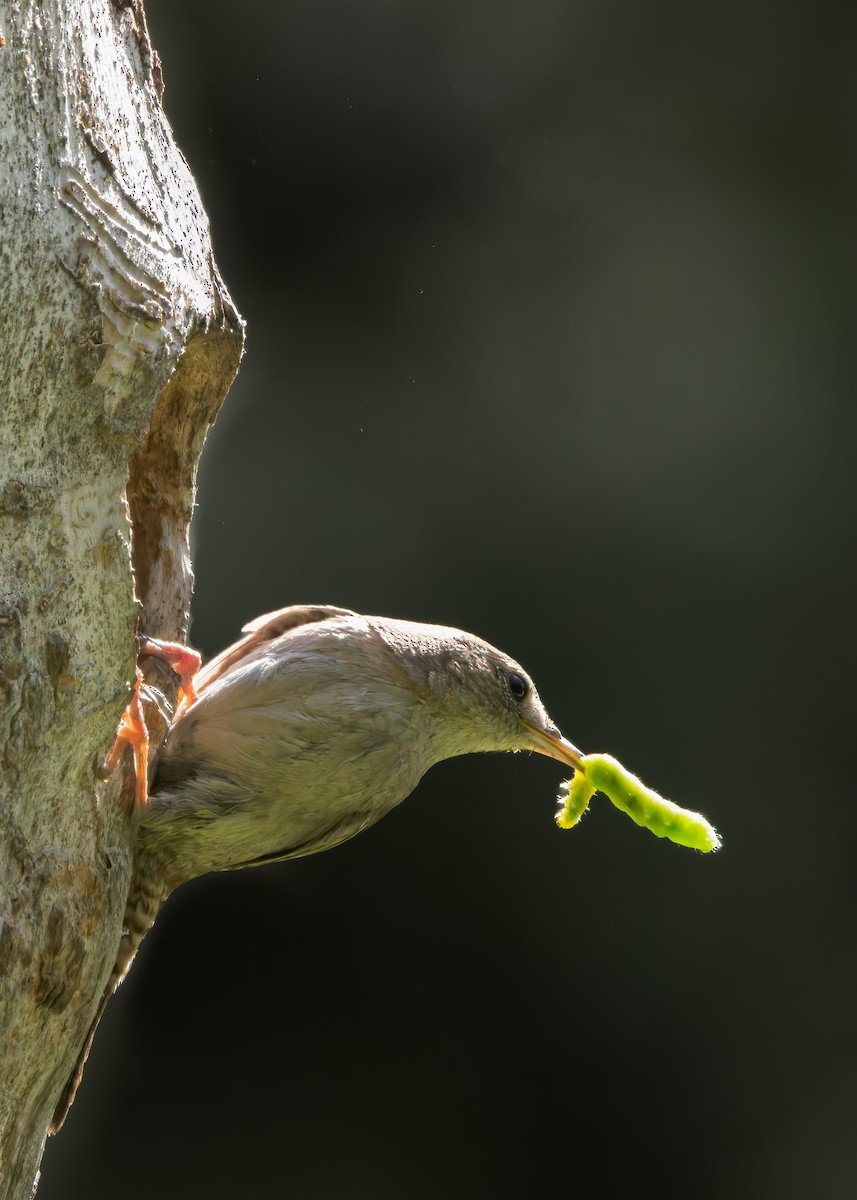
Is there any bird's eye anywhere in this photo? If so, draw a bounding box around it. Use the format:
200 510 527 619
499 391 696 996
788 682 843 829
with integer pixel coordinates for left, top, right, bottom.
508 672 528 700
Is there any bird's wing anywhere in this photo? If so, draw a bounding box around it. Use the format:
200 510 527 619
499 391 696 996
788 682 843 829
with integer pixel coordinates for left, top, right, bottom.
188 604 357 701
226 809 376 871
240 603 357 636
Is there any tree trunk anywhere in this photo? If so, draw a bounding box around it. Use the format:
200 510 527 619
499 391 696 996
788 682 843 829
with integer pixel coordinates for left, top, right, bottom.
0 3 243 1195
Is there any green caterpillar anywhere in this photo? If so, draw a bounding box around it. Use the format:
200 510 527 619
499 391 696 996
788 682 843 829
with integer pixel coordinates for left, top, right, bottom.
555 773 596 829
556 753 720 853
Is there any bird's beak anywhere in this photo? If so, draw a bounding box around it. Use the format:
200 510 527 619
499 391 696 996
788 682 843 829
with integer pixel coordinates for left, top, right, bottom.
520 718 585 771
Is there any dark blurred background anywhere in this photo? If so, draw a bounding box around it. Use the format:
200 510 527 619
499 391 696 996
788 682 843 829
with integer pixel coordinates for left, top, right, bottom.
43 2 857 1197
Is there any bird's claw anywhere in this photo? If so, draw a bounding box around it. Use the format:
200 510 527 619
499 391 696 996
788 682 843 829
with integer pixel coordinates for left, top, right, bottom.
103 669 150 816
138 636 202 710
104 637 202 815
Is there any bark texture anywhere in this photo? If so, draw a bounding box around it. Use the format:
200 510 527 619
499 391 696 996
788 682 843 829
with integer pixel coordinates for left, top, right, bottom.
0 2 244 1195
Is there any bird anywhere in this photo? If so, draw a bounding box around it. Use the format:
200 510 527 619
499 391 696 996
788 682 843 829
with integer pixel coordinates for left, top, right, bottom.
52 603 582 1130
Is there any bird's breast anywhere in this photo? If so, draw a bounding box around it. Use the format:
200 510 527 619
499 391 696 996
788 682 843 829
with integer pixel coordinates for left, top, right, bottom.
144 654 434 880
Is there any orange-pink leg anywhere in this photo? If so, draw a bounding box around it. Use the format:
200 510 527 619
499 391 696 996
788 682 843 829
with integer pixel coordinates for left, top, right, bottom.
103 669 150 814
103 639 202 814
139 636 202 708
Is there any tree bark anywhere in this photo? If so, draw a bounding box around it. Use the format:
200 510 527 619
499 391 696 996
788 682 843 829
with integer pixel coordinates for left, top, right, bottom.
0 3 243 1195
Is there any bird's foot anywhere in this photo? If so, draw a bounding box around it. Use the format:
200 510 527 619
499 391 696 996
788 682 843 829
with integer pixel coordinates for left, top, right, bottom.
102 638 202 815
139 636 202 709
102 669 150 816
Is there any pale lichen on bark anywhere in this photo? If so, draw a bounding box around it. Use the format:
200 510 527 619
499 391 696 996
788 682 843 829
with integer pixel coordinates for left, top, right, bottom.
0 2 243 1195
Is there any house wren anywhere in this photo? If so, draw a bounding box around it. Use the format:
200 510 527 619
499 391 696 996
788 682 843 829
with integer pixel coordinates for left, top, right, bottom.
53 603 581 1129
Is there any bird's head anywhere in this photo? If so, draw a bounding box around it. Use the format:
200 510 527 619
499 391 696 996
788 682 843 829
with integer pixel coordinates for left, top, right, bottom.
371 617 584 771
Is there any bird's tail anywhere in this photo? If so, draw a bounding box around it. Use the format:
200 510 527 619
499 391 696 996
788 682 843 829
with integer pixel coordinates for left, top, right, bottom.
50 861 169 1133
